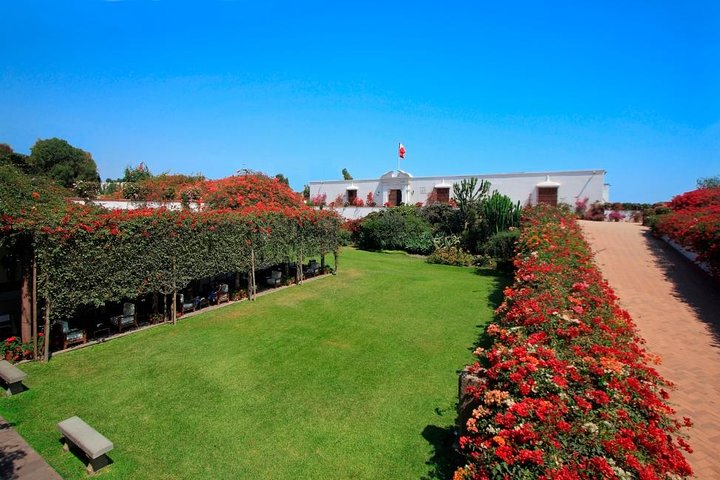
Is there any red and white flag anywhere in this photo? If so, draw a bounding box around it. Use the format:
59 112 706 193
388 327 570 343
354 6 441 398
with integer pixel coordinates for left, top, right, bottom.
398 143 406 159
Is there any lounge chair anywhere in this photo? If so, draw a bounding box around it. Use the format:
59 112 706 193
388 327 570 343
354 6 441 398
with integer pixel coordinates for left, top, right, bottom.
109 302 137 333
266 270 282 288
217 284 229 304
52 320 87 350
305 260 320 277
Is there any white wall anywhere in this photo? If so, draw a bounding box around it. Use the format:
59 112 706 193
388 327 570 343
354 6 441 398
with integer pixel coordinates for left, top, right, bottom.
72 199 202 211
309 169 607 219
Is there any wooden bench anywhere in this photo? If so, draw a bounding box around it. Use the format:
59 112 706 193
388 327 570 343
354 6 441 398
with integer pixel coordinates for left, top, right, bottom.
0 360 27 396
58 416 114 474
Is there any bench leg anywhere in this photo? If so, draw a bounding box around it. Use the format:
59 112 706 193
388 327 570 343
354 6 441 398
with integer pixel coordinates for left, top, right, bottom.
6 382 24 396
87 454 110 474
62 440 70 452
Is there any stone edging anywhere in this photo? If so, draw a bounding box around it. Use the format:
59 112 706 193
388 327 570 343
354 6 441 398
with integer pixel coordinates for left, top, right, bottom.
660 235 713 275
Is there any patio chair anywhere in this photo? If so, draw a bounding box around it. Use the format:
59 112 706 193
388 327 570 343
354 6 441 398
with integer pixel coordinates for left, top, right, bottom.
109 302 137 333
52 320 87 350
266 270 282 288
304 260 320 277
178 294 196 314
217 284 229 304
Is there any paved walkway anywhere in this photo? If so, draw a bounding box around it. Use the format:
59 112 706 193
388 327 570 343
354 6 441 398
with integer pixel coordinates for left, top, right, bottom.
580 221 720 479
0 415 61 480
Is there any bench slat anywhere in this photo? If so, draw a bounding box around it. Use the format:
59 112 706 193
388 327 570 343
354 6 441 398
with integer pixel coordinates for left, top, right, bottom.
58 416 113 459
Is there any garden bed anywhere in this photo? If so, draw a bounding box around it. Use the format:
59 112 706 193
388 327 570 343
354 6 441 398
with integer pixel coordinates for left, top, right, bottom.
455 206 692 479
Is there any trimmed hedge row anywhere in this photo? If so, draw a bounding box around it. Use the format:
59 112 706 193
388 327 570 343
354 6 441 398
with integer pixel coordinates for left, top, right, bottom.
455 205 692 479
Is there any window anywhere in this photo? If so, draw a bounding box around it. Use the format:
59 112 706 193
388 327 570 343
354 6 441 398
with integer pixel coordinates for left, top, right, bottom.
347 189 357 204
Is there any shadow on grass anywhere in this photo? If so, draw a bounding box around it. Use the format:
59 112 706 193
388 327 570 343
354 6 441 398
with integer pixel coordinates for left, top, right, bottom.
421 424 458 480
423 270 510 479
471 270 509 352
641 231 720 348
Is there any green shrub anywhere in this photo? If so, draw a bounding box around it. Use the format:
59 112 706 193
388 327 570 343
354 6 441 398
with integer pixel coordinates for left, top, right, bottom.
420 203 463 236
357 206 434 254
338 229 352 246
481 229 519 270
426 246 475 266
643 205 671 229
481 191 521 239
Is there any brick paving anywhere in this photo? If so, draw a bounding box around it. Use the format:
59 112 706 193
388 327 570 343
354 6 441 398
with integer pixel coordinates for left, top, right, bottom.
0 415 61 480
580 221 720 479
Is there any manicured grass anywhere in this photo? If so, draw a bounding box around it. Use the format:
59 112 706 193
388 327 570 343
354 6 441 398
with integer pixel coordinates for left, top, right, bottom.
0 248 505 479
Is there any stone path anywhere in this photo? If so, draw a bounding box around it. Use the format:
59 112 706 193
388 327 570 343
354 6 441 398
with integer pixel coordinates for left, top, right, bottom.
580 221 720 479
0 415 61 480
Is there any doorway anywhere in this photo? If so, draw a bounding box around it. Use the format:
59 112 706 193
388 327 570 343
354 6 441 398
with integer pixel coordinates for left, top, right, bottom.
388 189 402 206
537 187 558 206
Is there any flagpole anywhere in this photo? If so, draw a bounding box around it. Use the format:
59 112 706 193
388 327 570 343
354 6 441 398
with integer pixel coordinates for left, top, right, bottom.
397 142 400 172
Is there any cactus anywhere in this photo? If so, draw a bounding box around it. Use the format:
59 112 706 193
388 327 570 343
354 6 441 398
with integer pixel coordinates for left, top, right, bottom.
481 191 521 237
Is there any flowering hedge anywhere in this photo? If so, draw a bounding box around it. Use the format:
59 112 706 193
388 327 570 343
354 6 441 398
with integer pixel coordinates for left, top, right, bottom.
455 206 692 479
655 187 720 276
1 166 342 322
101 173 304 211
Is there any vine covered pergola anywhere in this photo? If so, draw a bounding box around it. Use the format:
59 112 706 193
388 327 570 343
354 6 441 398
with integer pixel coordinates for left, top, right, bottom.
0 166 342 361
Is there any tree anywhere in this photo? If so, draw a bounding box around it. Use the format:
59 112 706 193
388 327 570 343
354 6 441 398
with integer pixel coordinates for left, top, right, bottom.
697 175 720 189
0 143 33 173
452 178 491 253
275 173 290 186
123 162 152 183
342 168 353 180
29 138 100 188
302 184 310 199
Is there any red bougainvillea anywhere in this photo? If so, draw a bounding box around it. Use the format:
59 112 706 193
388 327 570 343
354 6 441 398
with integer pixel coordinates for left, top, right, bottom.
455 205 692 479
655 187 720 276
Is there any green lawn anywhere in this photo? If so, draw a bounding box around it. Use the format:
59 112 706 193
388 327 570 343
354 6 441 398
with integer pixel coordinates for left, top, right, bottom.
0 248 505 479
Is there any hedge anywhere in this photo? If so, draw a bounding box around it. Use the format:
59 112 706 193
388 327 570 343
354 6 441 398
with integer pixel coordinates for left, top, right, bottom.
655 187 720 276
1 167 342 323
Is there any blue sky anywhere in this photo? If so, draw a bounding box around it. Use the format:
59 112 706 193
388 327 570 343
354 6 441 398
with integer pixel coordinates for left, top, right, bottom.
1 1 718 202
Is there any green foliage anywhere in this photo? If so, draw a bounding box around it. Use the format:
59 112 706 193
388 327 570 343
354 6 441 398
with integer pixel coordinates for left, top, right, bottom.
123 163 152 183
0 163 69 237
697 175 720 189
120 181 150 200
453 178 492 253
356 206 434 254
421 203 463 236
29 138 100 188
643 204 671 229
481 191 521 239
29 207 342 320
274 173 290 185
342 168 353 180
481 229 520 270
302 184 310 199
453 178 490 221
0 143 33 173
427 246 475 266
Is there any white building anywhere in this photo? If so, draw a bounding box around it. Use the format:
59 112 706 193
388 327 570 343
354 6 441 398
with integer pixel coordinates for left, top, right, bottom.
309 169 608 219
